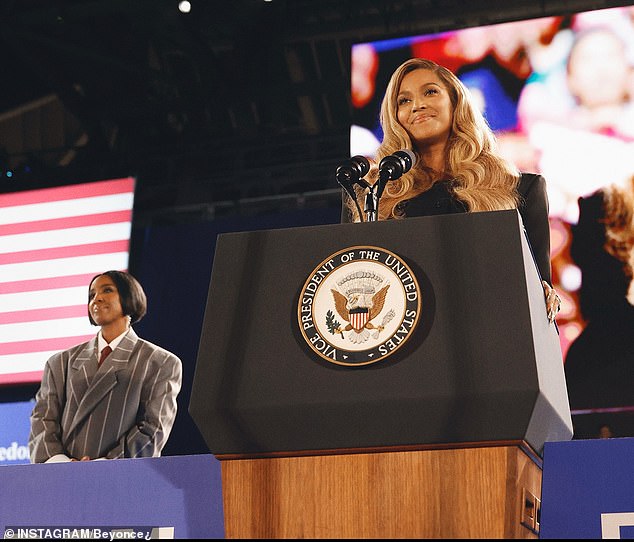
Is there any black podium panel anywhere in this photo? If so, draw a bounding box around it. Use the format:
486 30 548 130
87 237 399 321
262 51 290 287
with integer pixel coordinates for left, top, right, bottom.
189 210 572 456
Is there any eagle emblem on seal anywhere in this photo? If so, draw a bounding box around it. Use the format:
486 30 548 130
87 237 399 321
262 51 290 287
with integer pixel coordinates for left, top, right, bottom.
330 270 394 344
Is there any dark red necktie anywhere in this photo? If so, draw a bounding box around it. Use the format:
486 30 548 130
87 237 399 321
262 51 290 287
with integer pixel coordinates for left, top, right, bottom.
98 345 112 367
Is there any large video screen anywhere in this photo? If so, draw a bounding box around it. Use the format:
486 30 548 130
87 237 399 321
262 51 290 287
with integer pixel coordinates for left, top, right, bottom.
351 5 634 437
0 177 135 385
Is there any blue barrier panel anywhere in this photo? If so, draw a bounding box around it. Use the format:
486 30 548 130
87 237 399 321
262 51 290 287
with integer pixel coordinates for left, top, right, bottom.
540 437 634 539
0 454 224 539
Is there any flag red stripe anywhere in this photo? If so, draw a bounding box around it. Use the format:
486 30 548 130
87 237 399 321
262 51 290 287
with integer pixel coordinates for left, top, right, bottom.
0 239 129 265
0 335 95 356
0 370 44 385
0 178 134 208
0 304 88 324
0 272 107 294
0 210 132 236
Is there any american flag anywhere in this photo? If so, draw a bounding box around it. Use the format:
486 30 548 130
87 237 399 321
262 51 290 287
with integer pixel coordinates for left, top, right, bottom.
0 177 135 385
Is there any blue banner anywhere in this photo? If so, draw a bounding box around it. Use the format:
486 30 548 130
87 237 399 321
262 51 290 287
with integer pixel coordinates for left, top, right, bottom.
0 401 32 466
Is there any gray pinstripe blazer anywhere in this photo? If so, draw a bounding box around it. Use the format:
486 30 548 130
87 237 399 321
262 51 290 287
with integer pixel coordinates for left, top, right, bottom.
29 328 182 463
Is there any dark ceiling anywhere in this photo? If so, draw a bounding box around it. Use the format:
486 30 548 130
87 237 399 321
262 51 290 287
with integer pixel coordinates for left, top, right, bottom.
0 0 628 223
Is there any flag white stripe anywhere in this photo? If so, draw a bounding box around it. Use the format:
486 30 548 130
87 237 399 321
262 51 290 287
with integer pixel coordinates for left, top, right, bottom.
0 252 129 283
0 193 134 225
0 351 69 373
0 286 88 312
0 316 95 344
0 222 132 254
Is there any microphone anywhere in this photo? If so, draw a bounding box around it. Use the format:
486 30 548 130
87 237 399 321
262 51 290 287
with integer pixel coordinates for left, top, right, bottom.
336 155 371 200
376 149 416 199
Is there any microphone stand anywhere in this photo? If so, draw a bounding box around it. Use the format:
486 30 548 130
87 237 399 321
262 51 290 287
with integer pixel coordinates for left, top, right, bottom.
364 186 378 222
365 169 390 222
342 176 372 222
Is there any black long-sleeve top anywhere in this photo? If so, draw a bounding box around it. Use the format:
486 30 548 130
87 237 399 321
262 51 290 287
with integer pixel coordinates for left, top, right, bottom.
341 173 552 284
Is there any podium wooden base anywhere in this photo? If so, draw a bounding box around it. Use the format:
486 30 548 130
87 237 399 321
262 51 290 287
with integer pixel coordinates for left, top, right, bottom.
220 443 542 539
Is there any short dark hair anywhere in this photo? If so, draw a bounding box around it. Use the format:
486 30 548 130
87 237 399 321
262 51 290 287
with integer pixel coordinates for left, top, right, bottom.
88 270 147 325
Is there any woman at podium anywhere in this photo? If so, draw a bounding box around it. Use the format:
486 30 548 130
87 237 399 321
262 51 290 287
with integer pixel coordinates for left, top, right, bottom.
341 58 561 322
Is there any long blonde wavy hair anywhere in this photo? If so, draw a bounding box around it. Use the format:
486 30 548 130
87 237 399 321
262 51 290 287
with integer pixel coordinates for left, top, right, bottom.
346 58 521 221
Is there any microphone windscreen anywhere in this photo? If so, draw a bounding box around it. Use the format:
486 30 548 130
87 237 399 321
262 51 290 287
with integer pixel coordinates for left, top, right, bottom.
393 149 416 172
350 155 370 177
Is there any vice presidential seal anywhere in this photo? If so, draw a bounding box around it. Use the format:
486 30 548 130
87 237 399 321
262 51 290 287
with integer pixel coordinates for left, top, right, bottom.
298 246 421 366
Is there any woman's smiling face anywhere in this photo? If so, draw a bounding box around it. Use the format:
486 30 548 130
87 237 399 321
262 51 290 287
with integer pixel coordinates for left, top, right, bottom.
88 274 125 327
396 68 454 149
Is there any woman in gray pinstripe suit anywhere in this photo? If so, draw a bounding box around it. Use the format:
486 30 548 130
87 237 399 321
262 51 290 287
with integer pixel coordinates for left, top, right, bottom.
29 270 182 463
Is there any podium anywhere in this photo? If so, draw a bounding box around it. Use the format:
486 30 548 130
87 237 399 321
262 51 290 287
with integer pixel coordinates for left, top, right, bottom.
190 210 573 538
